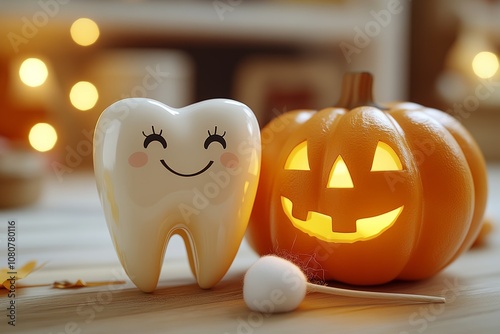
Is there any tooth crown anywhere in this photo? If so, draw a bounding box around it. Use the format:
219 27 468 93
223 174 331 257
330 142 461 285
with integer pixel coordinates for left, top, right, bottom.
93 98 261 292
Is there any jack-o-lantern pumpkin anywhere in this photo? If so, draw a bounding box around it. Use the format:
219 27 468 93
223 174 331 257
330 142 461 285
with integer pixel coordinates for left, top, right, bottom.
247 72 488 285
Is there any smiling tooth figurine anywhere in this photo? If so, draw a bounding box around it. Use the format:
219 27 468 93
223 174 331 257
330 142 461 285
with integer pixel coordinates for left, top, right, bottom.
93 98 261 292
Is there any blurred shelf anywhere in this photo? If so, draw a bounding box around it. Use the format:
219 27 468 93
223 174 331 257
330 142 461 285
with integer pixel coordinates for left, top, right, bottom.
0 0 409 101
1 1 374 46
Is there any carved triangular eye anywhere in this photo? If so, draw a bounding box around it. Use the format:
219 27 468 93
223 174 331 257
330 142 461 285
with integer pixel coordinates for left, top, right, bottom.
371 141 403 172
327 155 354 188
285 141 310 170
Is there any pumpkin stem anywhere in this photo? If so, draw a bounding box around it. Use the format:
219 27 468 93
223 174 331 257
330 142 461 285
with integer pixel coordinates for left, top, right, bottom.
336 72 386 110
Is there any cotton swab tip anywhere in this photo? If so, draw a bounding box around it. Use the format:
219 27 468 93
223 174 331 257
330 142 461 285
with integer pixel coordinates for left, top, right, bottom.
243 255 307 313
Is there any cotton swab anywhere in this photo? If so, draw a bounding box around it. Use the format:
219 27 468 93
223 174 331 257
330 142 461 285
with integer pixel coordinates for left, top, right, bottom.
243 255 446 313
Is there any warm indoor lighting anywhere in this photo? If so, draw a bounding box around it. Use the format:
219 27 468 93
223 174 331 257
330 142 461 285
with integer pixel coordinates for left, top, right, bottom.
472 51 499 79
70 18 100 46
29 123 57 152
70 81 99 111
19 58 48 87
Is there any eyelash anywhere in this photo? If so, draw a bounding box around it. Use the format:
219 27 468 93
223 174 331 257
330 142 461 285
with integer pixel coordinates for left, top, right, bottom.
204 126 227 149
142 126 167 149
141 126 226 150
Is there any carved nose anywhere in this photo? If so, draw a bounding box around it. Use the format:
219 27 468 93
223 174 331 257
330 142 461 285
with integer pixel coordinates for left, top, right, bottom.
327 155 354 188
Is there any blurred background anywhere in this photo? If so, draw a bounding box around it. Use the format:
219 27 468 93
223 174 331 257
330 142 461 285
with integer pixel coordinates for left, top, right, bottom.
0 0 499 207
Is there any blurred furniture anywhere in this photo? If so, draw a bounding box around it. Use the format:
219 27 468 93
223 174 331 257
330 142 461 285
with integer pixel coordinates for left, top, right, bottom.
0 147 45 208
410 0 500 160
0 0 409 168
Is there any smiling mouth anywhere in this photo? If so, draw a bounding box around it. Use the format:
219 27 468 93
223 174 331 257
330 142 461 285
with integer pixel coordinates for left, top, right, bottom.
281 196 403 243
160 160 214 177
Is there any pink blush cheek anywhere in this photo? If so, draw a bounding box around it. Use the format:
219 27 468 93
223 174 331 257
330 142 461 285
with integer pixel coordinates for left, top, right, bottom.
220 152 240 169
128 152 148 168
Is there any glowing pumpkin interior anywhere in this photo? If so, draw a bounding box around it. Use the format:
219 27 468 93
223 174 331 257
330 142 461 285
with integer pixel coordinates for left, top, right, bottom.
281 141 405 243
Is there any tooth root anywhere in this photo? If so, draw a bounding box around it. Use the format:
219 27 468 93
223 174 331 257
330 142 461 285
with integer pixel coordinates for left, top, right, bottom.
111 208 245 292
102 175 255 293
111 219 166 293
183 214 244 289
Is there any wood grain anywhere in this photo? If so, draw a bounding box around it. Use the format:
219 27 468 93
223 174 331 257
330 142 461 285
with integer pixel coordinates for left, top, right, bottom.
1 167 499 334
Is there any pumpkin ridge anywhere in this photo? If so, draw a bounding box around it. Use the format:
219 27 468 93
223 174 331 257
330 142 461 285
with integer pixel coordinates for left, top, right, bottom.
421 109 488 266
390 109 475 279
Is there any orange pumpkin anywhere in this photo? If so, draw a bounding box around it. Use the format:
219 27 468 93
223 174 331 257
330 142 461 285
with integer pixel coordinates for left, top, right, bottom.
247 72 488 285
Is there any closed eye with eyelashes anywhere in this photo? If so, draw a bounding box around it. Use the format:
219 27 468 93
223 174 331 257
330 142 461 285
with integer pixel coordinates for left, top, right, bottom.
142 126 167 149
142 125 227 151
204 126 227 149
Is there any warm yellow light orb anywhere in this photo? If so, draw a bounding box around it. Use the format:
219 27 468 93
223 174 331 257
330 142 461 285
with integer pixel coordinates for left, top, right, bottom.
19 58 48 87
472 51 499 79
70 81 99 111
29 123 58 152
70 18 100 46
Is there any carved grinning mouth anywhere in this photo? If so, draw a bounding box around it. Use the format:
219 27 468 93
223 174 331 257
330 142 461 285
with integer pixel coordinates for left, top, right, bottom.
281 196 403 243
160 159 214 177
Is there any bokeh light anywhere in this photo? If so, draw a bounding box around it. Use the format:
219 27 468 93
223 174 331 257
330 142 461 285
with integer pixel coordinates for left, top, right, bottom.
29 123 58 152
19 58 48 87
472 51 499 79
70 81 99 111
70 18 100 46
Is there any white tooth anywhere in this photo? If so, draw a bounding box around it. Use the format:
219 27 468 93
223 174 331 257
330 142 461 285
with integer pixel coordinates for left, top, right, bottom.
94 98 260 292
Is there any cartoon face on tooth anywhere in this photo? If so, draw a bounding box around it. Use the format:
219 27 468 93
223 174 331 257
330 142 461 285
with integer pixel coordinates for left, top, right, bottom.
122 113 246 210
130 125 238 177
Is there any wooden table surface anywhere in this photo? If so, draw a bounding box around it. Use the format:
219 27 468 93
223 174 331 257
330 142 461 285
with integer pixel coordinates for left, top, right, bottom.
1 165 499 334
